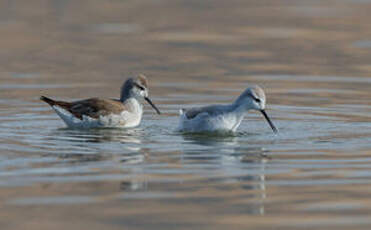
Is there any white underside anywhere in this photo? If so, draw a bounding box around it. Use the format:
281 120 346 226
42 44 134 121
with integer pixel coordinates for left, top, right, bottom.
177 109 244 133
53 106 141 129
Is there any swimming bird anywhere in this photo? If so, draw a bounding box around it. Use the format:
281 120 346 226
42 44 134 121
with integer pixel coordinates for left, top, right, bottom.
40 74 161 128
178 85 278 133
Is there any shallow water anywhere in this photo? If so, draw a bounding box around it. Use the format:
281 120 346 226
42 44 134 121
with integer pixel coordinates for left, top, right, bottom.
1 1 371 230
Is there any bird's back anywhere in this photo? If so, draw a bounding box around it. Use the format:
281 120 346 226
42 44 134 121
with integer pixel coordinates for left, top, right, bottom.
183 104 232 119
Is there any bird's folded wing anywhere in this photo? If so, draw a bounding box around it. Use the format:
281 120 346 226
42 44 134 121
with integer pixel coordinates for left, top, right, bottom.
184 105 223 119
66 98 125 120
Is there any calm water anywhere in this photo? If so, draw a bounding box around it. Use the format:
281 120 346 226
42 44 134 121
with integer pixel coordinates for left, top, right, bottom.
1 1 371 230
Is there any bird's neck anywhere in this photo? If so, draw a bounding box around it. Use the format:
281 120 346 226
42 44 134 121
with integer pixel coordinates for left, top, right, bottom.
230 101 254 118
122 97 143 114
219 103 246 132
120 91 131 102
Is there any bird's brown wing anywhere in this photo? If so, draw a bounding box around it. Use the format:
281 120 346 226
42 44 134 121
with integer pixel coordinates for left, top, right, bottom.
41 96 125 120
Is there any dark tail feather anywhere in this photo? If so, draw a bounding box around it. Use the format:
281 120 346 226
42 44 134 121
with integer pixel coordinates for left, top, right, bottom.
40 96 56 106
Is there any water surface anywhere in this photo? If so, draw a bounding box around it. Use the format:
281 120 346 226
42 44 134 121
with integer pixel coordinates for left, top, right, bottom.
0 1 371 230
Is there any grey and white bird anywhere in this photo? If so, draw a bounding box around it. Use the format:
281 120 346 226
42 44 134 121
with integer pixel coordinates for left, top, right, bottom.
178 85 278 133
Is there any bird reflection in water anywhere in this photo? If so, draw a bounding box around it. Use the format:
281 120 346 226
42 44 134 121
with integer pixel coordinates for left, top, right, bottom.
45 127 145 163
55 127 144 144
180 132 268 215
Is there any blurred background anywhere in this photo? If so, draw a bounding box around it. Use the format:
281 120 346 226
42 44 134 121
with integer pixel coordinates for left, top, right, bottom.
0 0 371 230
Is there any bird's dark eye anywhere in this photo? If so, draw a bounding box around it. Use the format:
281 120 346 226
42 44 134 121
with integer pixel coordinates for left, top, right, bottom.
254 98 261 103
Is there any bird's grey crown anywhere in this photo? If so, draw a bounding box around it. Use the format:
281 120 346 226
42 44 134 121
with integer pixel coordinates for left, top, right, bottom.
120 74 148 102
235 85 266 104
250 85 266 101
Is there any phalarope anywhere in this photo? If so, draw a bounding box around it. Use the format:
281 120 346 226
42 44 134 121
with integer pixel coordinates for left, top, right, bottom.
178 85 278 133
41 74 161 129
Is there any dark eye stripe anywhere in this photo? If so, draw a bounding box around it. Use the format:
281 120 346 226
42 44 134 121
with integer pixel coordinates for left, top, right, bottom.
134 83 145 91
247 92 261 102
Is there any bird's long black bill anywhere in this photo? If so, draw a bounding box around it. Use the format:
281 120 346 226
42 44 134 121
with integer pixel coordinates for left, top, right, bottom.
145 97 161 114
260 110 278 134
